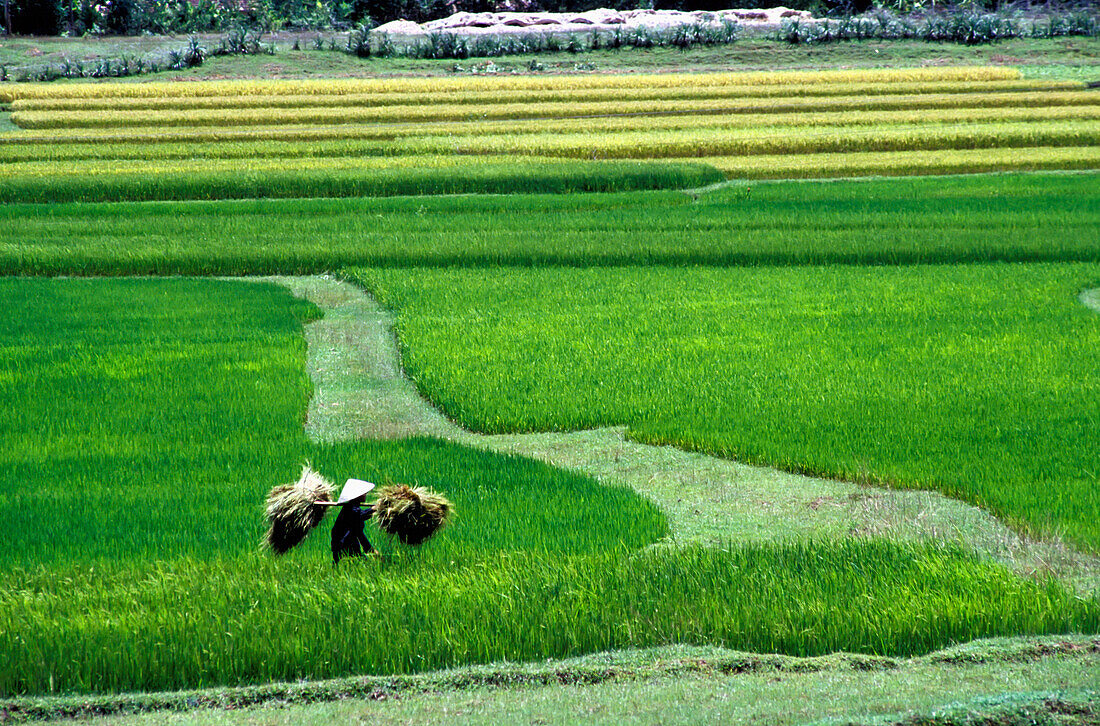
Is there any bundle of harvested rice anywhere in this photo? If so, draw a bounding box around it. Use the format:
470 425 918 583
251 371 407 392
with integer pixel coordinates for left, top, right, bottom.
262 465 335 554
373 484 453 545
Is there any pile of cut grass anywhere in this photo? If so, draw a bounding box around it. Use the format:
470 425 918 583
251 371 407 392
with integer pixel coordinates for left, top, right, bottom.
0 277 1095 697
346 262 1100 551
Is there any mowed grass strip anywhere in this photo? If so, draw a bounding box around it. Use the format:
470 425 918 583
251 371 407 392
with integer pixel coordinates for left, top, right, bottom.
347 263 1100 550
1 174 1096 275
2 278 1093 697
0 66 1021 102
13 90 1096 129
8 79 1077 112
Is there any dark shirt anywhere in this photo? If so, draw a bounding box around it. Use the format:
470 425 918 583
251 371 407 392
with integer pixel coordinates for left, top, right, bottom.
331 503 374 564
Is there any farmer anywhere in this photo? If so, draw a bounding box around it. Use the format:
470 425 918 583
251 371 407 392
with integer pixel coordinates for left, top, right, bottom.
316 478 377 565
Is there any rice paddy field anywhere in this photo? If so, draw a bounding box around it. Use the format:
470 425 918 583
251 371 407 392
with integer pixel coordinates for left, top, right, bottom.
1 52 1099 724
1 65 1099 202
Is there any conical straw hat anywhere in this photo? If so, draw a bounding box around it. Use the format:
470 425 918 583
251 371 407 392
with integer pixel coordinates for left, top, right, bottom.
335 478 375 504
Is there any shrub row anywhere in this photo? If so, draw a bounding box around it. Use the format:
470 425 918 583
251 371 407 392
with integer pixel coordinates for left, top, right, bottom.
780 9 1099 45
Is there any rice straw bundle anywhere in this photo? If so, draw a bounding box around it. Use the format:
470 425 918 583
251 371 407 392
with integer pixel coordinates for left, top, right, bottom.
372 485 453 545
262 465 335 554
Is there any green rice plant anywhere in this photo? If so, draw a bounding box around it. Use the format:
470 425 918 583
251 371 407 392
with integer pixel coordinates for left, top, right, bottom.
0 66 1022 103
1 541 1094 696
15 90 1095 130
347 262 1100 550
0 278 1094 697
0 160 723 204
0 173 1096 275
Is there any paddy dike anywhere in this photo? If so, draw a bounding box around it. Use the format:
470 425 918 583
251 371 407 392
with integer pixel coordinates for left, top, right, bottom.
275 275 1100 595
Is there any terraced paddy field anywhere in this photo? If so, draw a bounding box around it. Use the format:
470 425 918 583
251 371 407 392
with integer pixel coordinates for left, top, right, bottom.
0 61 1099 724
1 65 1099 202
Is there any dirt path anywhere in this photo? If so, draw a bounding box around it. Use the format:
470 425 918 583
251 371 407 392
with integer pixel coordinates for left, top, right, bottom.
276 275 1099 593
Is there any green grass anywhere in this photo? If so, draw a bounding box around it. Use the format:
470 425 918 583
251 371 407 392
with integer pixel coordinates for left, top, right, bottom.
0 278 662 568
0 160 722 204
5 537 1096 696
0 173 1097 275
346 263 1100 551
0 277 1095 698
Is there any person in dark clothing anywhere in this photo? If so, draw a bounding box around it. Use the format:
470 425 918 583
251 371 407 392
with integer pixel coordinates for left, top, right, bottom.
316 478 378 565
330 497 375 565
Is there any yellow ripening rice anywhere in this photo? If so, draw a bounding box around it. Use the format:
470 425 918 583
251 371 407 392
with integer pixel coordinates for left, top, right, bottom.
12 89 1097 130
0 154 548 179
9 78 1074 112
5 104 1099 148
392 120 1100 159
0 66 1021 102
707 146 1100 179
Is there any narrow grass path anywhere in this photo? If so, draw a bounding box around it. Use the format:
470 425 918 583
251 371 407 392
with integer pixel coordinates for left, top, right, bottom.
274 275 1100 595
